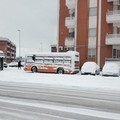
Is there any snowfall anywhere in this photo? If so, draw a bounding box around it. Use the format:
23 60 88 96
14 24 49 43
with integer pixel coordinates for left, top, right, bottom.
0 67 120 91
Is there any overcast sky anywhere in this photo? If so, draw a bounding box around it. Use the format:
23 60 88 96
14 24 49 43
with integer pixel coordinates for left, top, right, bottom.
0 0 59 57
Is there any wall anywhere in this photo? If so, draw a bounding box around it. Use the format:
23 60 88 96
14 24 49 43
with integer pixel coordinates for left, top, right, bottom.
58 0 69 50
76 0 89 67
99 0 113 67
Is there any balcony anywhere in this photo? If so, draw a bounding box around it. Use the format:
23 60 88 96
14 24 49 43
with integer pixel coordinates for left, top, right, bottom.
66 0 76 9
106 34 120 45
106 10 120 23
65 17 75 29
107 0 120 5
106 58 120 61
65 37 75 47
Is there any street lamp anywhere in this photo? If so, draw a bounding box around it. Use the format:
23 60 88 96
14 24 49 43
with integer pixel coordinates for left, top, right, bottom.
40 42 42 52
18 30 21 59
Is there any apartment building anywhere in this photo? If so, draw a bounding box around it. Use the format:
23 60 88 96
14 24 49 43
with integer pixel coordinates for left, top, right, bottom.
51 0 120 68
0 37 16 63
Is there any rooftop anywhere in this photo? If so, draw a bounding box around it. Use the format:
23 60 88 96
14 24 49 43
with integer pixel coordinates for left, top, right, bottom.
0 37 16 46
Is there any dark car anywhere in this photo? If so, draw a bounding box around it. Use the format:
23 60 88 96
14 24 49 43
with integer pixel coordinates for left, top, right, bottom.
4 62 8 68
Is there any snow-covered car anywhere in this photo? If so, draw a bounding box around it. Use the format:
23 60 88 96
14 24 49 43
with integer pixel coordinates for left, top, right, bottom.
102 62 120 77
81 62 100 75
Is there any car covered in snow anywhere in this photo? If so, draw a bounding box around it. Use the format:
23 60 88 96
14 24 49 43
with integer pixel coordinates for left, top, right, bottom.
81 61 100 75
102 62 120 77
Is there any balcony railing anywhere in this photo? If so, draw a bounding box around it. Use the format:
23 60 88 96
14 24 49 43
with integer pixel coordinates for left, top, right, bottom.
66 0 76 9
107 0 114 2
106 34 120 45
106 58 120 61
106 10 120 23
107 0 120 4
65 37 75 47
65 17 75 29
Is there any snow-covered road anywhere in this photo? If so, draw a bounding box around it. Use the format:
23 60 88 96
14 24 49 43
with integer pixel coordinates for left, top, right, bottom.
0 67 120 119
0 67 120 90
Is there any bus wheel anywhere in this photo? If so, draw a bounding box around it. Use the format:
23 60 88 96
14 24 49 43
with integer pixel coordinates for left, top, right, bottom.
57 68 64 74
31 66 37 73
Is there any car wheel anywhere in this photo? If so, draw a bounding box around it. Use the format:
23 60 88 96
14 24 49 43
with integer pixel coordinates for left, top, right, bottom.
57 68 64 74
31 66 37 73
95 70 98 75
81 73 85 75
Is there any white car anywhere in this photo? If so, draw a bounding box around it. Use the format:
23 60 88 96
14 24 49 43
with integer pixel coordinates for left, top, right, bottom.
8 61 18 67
8 61 25 67
102 62 120 77
81 62 100 75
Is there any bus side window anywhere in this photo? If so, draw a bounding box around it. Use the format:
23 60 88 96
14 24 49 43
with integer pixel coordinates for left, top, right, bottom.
35 56 44 64
64 60 71 64
27 56 34 63
54 57 63 65
44 57 53 64
35 59 43 64
64 57 71 65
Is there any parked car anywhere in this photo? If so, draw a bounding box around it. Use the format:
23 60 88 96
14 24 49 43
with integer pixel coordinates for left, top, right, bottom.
81 61 100 75
8 61 25 67
3 62 8 68
8 61 18 67
102 62 120 77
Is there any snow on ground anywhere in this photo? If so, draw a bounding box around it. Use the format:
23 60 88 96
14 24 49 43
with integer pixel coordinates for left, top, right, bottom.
0 67 120 91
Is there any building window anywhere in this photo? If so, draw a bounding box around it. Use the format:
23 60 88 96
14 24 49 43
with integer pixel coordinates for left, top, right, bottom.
69 9 75 17
64 47 74 51
113 49 120 58
89 7 97 16
117 50 120 58
59 46 63 52
88 48 96 58
69 47 74 51
69 32 74 37
89 28 96 37
113 49 116 58
70 11 75 17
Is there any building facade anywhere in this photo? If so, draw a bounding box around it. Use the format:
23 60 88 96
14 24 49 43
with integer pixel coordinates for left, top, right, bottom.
52 0 120 68
0 37 16 63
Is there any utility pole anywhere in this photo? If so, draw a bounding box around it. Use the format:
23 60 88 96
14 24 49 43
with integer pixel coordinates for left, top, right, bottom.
18 29 21 59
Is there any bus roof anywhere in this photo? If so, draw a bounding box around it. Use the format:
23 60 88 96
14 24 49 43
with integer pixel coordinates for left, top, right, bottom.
25 51 79 57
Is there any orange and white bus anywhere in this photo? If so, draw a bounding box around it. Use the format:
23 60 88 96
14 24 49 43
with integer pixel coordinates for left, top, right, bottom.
24 51 80 74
